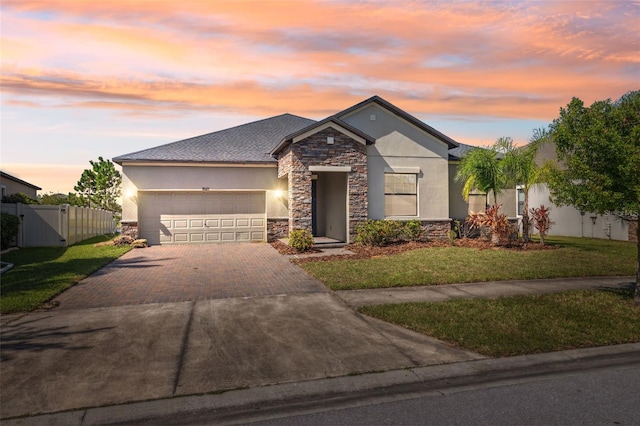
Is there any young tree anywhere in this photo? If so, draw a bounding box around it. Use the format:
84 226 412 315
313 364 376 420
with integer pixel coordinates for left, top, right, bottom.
548 90 640 302
455 140 506 208
498 132 547 242
74 157 122 212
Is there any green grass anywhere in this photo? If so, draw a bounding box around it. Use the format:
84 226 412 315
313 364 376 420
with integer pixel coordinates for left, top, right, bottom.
0 235 131 314
301 237 636 290
359 288 640 357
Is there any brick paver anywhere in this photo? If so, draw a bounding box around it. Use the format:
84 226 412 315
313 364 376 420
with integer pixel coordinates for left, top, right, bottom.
53 244 327 310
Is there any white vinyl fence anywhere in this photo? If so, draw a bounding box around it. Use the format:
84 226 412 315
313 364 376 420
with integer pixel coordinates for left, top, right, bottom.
1 203 115 247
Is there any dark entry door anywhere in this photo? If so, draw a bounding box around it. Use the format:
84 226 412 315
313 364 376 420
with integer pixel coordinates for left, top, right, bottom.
311 179 317 236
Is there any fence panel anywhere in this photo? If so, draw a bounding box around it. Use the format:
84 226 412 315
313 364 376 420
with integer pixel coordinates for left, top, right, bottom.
0 203 115 247
22 205 65 247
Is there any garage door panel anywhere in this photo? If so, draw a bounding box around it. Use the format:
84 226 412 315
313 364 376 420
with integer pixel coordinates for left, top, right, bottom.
220 218 234 227
190 219 204 228
205 219 219 228
174 220 188 229
140 192 266 245
206 233 220 241
190 233 205 242
221 232 235 241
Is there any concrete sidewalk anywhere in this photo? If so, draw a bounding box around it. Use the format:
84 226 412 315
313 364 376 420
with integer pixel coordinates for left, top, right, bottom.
1 275 635 422
5 343 640 425
0 293 482 420
335 276 635 307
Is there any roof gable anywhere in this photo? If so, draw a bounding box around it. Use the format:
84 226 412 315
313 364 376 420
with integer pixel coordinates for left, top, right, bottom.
336 95 459 149
270 116 375 156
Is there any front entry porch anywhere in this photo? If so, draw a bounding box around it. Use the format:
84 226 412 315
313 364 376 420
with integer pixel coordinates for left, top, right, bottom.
311 171 348 243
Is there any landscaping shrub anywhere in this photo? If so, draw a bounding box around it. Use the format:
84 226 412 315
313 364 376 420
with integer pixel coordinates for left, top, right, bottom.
402 219 425 242
113 235 134 246
355 220 402 246
531 205 553 245
289 229 314 251
466 204 511 245
2 192 39 204
1 213 20 249
453 219 480 239
131 239 148 248
355 219 426 246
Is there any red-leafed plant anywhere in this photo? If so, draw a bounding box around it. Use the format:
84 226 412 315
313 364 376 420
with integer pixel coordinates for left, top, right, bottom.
530 205 553 245
466 204 511 245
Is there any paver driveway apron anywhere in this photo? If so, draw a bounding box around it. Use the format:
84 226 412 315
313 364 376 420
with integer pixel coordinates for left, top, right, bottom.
53 243 327 309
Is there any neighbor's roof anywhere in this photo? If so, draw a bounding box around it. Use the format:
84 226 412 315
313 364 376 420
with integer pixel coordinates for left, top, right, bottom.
448 143 478 161
113 114 316 164
0 171 41 190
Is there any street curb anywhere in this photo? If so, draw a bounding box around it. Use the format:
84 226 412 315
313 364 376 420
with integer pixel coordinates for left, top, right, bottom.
5 343 639 425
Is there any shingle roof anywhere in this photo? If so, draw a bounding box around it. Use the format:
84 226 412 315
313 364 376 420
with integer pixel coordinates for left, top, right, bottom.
0 171 41 190
113 113 316 164
448 143 477 160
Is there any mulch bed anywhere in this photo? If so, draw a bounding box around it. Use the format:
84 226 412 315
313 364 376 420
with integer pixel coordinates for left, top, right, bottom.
273 237 557 264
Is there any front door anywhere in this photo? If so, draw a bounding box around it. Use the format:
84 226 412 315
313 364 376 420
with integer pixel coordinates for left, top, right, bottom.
311 178 318 236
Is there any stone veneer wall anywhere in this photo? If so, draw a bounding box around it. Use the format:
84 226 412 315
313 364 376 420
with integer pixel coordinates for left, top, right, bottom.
278 128 368 242
421 219 452 240
120 221 139 239
267 218 289 242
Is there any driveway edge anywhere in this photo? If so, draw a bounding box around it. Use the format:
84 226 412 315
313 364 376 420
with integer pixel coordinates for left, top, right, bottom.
6 343 639 425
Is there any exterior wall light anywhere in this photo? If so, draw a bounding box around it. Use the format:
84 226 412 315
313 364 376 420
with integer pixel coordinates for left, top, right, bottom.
125 189 137 200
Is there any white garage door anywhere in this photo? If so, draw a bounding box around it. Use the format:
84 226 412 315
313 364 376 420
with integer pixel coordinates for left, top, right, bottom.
139 192 266 245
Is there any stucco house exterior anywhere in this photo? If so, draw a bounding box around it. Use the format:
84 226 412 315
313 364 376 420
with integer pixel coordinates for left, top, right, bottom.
115 96 479 245
0 171 41 201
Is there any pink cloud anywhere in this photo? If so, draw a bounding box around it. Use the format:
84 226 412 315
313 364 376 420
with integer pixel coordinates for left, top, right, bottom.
1 0 637 122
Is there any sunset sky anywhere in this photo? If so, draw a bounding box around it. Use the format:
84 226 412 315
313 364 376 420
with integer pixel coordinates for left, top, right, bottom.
1 0 638 194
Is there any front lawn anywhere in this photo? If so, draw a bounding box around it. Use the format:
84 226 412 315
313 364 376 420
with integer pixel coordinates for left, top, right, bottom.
301 237 635 290
359 288 640 357
0 235 131 314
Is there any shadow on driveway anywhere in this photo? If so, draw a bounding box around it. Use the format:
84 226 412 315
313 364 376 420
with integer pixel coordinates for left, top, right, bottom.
53 244 326 310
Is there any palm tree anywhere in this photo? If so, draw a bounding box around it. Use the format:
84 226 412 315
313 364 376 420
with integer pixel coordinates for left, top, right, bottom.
498 131 547 243
455 140 506 209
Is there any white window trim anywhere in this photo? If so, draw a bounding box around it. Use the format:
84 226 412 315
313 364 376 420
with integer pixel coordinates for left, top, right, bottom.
384 172 419 218
516 185 524 217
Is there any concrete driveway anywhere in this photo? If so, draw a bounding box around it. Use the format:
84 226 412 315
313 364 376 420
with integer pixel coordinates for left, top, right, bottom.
53 243 326 310
0 243 483 419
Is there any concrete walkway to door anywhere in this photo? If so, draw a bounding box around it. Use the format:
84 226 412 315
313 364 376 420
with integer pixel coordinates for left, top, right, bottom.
53 243 327 310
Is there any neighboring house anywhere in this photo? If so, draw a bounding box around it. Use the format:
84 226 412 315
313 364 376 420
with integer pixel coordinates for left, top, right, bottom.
0 171 41 200
516 141 634 242
114 96 484 245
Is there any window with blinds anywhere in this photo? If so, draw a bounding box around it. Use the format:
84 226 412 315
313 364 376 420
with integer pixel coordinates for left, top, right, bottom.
384 173 417 216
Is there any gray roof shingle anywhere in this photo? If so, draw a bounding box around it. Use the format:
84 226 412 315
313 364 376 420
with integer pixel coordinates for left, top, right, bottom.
113 113 316 164
448 143 478 160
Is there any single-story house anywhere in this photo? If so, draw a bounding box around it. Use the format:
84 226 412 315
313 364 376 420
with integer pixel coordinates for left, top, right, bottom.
114 96 487 245
0 171 41 201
